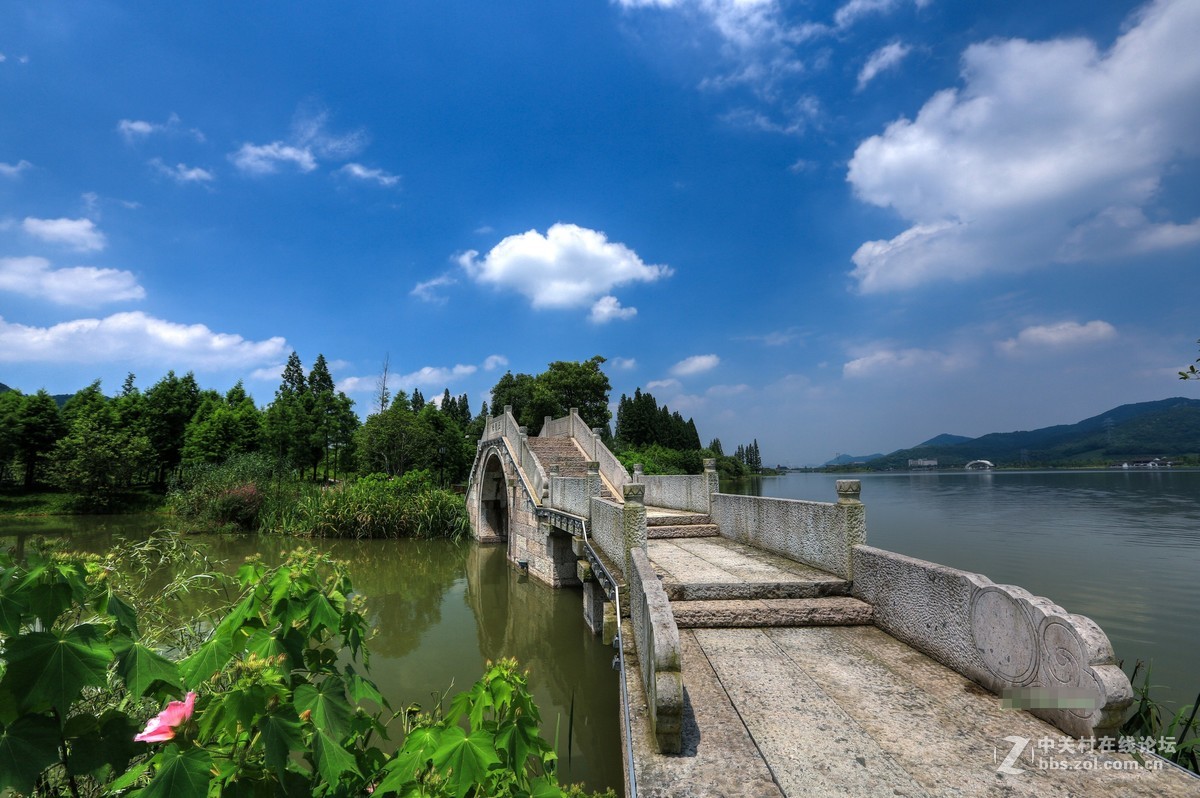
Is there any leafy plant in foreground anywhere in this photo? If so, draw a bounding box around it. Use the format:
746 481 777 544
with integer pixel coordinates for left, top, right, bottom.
0 538 609 797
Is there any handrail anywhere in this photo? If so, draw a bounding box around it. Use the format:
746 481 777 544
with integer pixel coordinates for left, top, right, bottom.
579 515 639 798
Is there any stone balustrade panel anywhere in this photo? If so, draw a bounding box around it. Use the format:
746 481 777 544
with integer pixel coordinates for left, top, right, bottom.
710 492 864 580
549 476 592 518
638 474 710 513
589 497 626 579
629 547 683 755
851 544 1133 738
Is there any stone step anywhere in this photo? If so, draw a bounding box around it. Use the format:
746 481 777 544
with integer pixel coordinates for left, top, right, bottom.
649 537 851 601
671 596 873 629
647 523 721 539
646 511 712 527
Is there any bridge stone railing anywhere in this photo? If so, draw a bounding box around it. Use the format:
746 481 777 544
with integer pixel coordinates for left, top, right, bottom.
710 479 866 580
628 546 683 754
632 458 721 513
851 545 1133 738
540 409 632 496
549 472 592 519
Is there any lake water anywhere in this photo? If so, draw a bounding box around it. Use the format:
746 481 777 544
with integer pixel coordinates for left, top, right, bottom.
730 469 1200 713
0 519 622 793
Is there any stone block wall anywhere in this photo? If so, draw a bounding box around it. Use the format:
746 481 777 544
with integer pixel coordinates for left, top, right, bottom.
851 544 1133 738
710 480 865 580
638 474 710 513
628 547 683 754
589 497 626 578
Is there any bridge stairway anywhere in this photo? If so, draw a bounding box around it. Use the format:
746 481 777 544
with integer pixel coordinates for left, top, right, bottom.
645 511 873 629
525 436 616 500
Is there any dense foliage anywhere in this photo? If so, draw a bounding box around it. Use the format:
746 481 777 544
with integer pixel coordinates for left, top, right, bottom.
168 457 468 541
488 357 611 437
0 539 614 796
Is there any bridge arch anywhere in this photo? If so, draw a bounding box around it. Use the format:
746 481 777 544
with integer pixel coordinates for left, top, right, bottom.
476 450 510 541
965 460 995 470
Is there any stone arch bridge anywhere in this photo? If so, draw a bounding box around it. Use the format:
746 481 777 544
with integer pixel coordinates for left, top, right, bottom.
464 408 1192 797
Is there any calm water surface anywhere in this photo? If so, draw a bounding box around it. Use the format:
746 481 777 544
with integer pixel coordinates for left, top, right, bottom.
731 470 1200 712
0 518 622 793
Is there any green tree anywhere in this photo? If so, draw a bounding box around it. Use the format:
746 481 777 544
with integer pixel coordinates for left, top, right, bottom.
0 389 24 484
1181 339 1200 379
143 371 202 484
14 389 65 488
49 383 154 508
488 356 612 435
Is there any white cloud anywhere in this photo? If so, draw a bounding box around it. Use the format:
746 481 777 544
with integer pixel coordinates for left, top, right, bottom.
722 96 820 136
843 346 965 378
117 113 204 143
396 364 477 390
706 383 750 397
458 223 671 313
0 160 32 177
847 0 1200 292
0 256 145 305
230 105 367 176
0 312 288 368
483 354 509 371
998 321 1117 355
22 217 107 252
338 163 400 187
857 42 911 90
740 327 801 346
151 158 215 184
589 295 637 323
411 274 457 304
646 378 682 391
251 364 286 382
670 354 720 376
611 357 637 370
230 142 318 175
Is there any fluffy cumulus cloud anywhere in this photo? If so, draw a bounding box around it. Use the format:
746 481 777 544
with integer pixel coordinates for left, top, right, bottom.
483 354 509 371
670 354 720 376
0 256 145 305
395 364 477 390
22 217 107 252
998 320 1117 355
230 142 318 175
0 312 288 368
847 0 1200 292
842 346 966 378
857 42 911 90
458 223 671 321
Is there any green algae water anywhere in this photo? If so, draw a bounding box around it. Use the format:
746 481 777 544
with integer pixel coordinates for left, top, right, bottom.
0 520 623 793
730 469 1200 714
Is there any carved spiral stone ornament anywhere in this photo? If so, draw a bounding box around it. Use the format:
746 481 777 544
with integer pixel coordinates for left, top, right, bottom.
970 586 1039 685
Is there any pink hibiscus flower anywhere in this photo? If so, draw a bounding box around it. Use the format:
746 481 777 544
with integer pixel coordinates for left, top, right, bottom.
134 691 197 743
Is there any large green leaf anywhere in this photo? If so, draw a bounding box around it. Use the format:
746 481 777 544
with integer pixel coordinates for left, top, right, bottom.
66 709 141 778
302 590 342 636
312 728 361 786
431 726 499 798
178 633 233 687
101 591 140 638
374 726 441 794
257 708 305 779
1 625 112 714
139 744 213 798
294 677 351 740
115 641 182 697
0 714 61 795
0 589 28 637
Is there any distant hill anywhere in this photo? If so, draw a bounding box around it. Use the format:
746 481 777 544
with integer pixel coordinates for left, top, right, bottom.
0 382 10 394
0 381 74 407
824 452 884 466
868 397 1200 469
917 433 973 447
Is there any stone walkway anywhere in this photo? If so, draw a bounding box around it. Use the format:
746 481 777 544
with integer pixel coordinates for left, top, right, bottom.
626 513 1199 796
623 624 1199 797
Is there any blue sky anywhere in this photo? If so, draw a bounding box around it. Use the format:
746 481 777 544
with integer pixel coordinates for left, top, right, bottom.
2 0 1198 465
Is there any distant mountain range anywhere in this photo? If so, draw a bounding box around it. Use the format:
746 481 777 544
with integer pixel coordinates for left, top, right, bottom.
0 381 75 407
825 397 1200 468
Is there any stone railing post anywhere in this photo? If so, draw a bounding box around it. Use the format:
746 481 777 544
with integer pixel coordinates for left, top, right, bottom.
591 427 602 460
621 483 648 577
835 479 866 578
583 460 597 499
703 458 719 511
544 416 553 436
632 463 644 483
546 464 558 505
570 407 579 438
